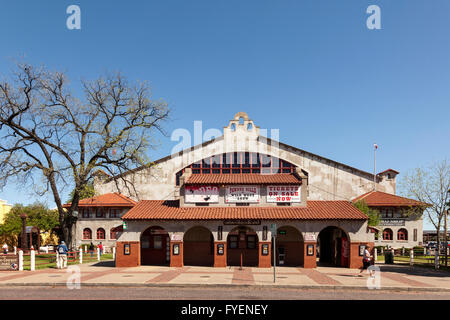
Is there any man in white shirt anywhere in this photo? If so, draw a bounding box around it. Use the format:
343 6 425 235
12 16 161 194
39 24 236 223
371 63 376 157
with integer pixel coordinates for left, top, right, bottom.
359 245 374 277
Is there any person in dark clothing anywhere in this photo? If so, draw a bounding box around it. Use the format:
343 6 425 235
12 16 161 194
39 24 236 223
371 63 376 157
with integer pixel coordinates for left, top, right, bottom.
89 242 94 257
56 241 69 269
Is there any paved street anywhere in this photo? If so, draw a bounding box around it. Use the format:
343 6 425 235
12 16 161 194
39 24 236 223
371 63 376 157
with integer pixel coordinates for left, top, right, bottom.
1 286 450 300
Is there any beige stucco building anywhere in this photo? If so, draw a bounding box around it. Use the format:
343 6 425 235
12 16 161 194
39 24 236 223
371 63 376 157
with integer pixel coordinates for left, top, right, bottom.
77 112 424 268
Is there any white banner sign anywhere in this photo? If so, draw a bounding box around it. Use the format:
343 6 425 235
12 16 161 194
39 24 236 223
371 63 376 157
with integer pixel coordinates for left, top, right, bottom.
185 185 219 203
304 233 316 241
225 186 260 203
267 185 301 203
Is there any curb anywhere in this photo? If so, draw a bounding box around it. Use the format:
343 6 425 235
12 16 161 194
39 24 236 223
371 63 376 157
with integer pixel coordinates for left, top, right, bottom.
0 282 448 293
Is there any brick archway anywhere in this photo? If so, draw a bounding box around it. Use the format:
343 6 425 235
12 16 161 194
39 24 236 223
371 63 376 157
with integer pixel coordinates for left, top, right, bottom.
273 225 304 267
183 226 214 266
317 226 350 267
140 226 170 266
227 226 259 267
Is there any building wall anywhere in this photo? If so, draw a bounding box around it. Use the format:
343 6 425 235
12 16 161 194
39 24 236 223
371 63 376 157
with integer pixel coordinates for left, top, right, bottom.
375 219 423 249
117 219 372 244
74 219 123 252
95 114 396 202
115 219 373 268
0 199 12 224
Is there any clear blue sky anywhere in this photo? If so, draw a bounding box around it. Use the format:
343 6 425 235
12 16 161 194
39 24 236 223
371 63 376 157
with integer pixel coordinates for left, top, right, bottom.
0 1 449 229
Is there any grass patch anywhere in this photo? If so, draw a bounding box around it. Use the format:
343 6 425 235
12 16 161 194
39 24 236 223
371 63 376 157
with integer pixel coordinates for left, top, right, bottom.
22 253 114 270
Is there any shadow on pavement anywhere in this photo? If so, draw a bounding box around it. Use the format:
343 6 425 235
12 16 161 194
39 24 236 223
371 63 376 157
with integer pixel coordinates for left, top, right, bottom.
378 264 450 278
90 260 115 267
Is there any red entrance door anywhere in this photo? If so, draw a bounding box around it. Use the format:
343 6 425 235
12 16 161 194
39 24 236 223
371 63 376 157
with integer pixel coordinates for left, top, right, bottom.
227 231 259 266
141 227 169 265
341 237 349 267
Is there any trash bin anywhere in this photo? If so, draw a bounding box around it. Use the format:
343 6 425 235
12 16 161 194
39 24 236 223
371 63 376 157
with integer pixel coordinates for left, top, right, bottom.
384 251 394 264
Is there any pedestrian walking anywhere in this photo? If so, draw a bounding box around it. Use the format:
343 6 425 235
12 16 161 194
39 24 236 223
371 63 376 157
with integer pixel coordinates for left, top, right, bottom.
89 242 94 257
98 242 104 256
56 241 69 269
2 243 8 254
359 245 374 277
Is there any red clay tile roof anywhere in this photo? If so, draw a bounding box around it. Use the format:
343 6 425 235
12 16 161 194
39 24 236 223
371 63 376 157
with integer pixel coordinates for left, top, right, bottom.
63 193 136 208
352 191 428 207
185 174 301 185
122 200 367 221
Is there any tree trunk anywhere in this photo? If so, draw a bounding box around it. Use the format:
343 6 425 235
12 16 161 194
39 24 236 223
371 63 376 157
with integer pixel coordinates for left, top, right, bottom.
436 224 441 270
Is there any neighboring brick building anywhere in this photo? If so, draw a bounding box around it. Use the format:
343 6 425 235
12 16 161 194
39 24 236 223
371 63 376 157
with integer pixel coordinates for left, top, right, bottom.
352 190 428 249
65 193 136 251
90 112 424 269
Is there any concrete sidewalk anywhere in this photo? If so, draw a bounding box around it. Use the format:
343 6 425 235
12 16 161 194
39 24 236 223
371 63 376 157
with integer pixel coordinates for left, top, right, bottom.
1 262 449 292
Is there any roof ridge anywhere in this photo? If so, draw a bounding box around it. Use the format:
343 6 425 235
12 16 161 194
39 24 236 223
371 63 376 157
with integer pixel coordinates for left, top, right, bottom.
113 192 137 204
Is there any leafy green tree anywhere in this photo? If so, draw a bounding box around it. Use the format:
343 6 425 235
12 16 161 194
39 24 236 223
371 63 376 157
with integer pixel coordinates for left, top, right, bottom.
353 200 381 227
0 202 59 247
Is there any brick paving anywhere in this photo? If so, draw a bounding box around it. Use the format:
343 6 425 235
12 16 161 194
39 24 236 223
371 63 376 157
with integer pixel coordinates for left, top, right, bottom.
231 267 255 285
298 268 342 285
0 262 449 291
147 267 188 283
380 272 435 288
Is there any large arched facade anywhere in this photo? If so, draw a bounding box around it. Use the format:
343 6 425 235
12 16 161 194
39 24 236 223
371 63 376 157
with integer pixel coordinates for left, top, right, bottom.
140 226 170 266
317 226 350 268
109 113 379 270
183 226 214 266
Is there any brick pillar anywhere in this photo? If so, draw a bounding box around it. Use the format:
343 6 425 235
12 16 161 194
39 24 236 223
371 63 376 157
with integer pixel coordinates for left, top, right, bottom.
303 241 317 268
170 241 183 267
116 241 140 268
258 241 271 268
349 242 374 269
213 241 227 267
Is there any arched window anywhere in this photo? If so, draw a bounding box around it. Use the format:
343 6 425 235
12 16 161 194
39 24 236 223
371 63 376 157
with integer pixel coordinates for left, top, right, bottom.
83 228 92 240
110 228 118 240
383 228 393 241
96 228 105 240
175 153 297 185
398 229 408 241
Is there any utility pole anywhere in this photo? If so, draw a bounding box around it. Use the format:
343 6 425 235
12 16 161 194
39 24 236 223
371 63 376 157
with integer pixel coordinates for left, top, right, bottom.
373 143 378 191
446 189 449 267
445 207 448 267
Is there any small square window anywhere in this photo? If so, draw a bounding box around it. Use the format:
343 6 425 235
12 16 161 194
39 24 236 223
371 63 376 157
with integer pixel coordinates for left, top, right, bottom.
229 236 238 249
153 236 162 249
247 235 256 249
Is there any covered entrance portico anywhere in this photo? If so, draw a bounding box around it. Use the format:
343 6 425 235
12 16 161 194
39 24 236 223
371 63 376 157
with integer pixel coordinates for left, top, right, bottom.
140 226 170 266
227 226 259 267
273 225 304 267
317 226 350 268
183 226 214 266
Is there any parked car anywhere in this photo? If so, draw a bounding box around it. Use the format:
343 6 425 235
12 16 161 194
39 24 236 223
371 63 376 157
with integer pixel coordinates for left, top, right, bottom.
427 242 437 249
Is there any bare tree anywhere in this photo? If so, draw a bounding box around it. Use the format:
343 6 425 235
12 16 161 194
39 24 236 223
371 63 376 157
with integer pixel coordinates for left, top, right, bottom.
0 63 170 247
399 159 450 269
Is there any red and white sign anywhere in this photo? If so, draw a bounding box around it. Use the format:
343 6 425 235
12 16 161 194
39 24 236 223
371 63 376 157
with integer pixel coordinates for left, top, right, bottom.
185 185 219 203
225 186 260 203
267 185 301 203
170 234 183 241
